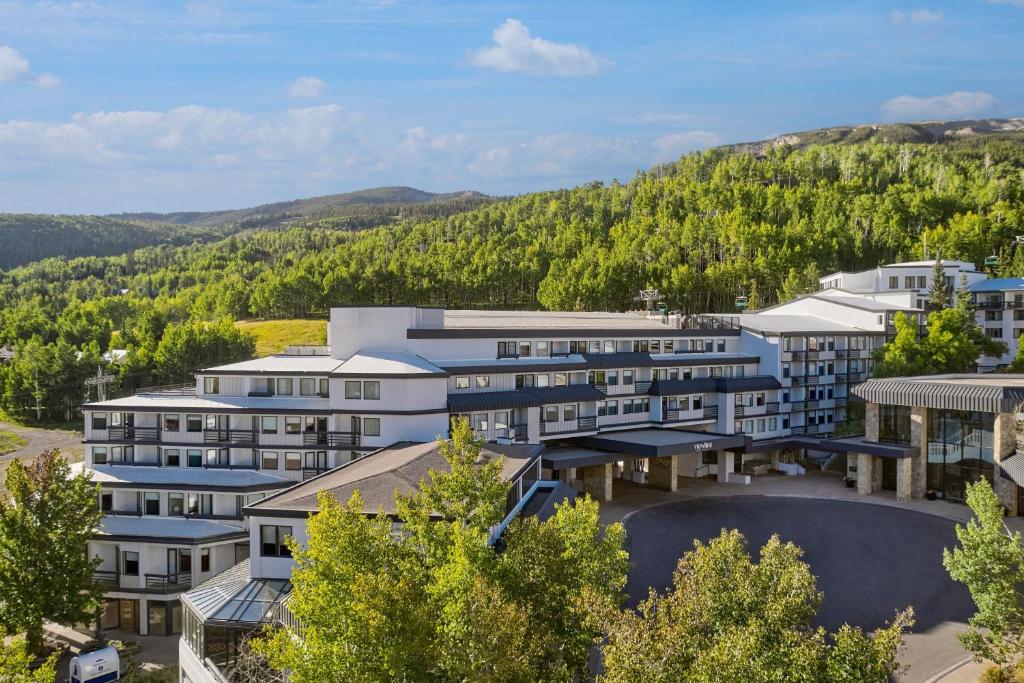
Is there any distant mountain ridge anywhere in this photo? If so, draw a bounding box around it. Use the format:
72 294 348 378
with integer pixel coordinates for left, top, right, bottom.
725 117 1024 155
113 186 490 229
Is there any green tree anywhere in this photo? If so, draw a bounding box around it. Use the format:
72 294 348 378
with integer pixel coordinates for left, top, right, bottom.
599 529 912 683
0 450 103 655
256 419 628 682
153 318 255 383
927 257 953 310
873 313 926 377
944 478 1024 668
0 636 57 682
0 337 98 423
955 272 976 314
874 308 1007 377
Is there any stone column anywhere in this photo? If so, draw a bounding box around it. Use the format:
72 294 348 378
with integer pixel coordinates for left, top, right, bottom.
648 455 678 492
856 453 882 495
895 457 913 501
579 463 613 502
138 597 148 635
993 411 1018 515
907 406 928 499
770 449 780 470
717 451 734 484
865 402 879 440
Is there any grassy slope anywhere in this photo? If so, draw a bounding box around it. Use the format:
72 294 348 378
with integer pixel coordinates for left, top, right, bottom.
0 428 28 456
235 319 327 357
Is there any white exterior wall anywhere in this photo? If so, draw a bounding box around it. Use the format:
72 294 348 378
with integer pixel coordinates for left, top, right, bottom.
248 514 310 580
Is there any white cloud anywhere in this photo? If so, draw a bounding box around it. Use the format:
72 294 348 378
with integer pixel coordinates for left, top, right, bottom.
0 45 59 87
0 46 30 82
881 91 999 121
287 76 326 99
890 9 943 26
653 131 721 163
470 19 611 77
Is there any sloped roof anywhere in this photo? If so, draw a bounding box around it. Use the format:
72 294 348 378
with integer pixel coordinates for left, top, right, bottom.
854 375 1024 413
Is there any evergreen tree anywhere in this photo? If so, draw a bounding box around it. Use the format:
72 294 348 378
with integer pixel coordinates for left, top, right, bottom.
955 273 975 314
0 450 103 655
927 257 953 310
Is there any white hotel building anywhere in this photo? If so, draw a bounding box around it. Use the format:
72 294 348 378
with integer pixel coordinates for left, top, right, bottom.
73 288 996 680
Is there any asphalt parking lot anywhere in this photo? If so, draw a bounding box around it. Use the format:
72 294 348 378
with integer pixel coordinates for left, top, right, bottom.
623 496 976 681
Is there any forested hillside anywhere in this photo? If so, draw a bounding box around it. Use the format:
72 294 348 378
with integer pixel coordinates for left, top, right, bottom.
0 215 230 270
2 132 1024 422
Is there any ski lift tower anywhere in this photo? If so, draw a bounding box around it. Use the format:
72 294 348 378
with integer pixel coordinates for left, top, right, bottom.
635 288 665 314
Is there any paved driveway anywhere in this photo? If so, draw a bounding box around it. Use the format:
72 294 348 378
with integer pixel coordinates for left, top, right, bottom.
624 496 975 682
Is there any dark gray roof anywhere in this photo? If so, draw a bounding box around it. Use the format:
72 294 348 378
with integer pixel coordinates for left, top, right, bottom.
181 559 253 620
439 359 588 374
448 390 540 412
854 375 1024 413
247 440 542 518
582 352 661 368
181 559 292 625
1000 453 1024 487
745 434 915 459
523 384 606 404
571 428 749 459
648 375 780 396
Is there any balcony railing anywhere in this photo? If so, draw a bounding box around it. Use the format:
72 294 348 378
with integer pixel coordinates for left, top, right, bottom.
107 426 161 442
204 428 258 445
137 383 195 396
703 405 719 419
94 570 119 590
302 467 331 480
791 350 820 361
633 380 652 395
791 375 820 387
845 372 866 383
303 431 360 447
144 572 192 593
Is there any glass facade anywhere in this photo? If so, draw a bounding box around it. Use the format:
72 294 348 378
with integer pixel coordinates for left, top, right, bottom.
926 409 994 502
878 405 912 444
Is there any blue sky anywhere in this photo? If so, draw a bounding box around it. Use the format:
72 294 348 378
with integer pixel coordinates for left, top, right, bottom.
0 0 1022 214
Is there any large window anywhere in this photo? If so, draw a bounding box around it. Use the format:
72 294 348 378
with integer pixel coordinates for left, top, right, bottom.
926 409 995 502
260 525 292 557
203 376 220 394
878 405 912 445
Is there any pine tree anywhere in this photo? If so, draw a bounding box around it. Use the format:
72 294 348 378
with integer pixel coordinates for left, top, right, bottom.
955 273 975 314
0 450 103 655
927 257 953 310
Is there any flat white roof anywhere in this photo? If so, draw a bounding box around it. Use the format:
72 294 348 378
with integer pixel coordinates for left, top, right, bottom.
202 355 343 374
730 314 876 334
333 351 445 376
95 516 246 542
76 463 292 490
442 309 676 330
83 394 328 412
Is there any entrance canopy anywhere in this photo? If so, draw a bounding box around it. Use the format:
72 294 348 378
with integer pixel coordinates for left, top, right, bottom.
572 428 749 459
745 435 916 459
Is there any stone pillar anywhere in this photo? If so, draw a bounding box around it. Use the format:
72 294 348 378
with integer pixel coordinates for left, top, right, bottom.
648 455 678 492
865 402 879 441
770 449 780 470
579 463 613 502
717 451 734 484
993 412 1018 515
895 457 913 501
856 453 882 495
909 406 928 499
138 597 148 635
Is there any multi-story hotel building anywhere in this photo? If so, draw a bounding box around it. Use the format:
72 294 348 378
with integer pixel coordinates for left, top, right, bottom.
75 292 1024 681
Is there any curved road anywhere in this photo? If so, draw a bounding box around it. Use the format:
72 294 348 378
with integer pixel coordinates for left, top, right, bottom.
624 496 975 681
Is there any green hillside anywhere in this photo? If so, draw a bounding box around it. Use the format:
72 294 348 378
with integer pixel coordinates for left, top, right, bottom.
235 319 327 357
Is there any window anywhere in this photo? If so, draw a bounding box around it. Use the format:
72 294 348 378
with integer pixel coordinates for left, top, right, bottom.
93 448 107 465
879 405 912 444
204 376 220 394
606 371 619 386
917 276 927 289
769 417 778 430
300 378 316 396
475 376 490 388
494 411 509 431
515 374 535 388
545 405 559 423
276 378 293 396
345 381 361 399
455 376 470 389
261 416 278 434
519 342 532 357
904 276 914 289
664 340 674 353
163 414 180 432
186 414 203 433
261 451 279 469
260 525 292 558
717 339 726 353
187 449 203 467
554 373 567 386
169 493 184 516
187 493 213 516
122 551 139 576
604 340 615 353
144 492 160 515
91 413 108 430
651 340 661 354
285 452 301 470
319 378 329 397
363 381 380 400
285 417 301 435
693 395 703 409
201 548 211 573
588 340 600 353
536 341 549 357
498 341 517 357
987 328 1004 339
782 363 790 379
100 492 112 512
623 369 634 385
363 417 380 437
888 276 898 289
563 404 577 421
536 373 550 387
